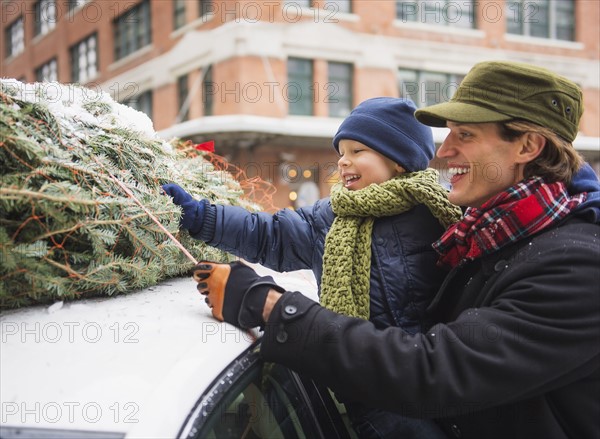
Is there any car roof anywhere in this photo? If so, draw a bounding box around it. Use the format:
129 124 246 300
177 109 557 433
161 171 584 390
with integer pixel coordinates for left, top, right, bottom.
0 277 257 438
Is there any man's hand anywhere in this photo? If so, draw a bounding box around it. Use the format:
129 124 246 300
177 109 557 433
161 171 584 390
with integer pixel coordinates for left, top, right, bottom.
192 261 284 329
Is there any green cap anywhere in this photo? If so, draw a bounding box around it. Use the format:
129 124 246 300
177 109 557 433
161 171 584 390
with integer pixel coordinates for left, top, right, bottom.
414 61 583 142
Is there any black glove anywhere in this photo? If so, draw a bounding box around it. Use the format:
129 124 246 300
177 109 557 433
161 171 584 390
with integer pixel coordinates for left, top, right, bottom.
162 183 206 236
193 261 285 329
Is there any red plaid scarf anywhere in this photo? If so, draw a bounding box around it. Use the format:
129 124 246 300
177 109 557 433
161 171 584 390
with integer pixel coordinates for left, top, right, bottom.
433 177 586 268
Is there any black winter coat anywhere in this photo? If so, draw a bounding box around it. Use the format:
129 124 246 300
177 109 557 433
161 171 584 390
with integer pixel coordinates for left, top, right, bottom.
260 217 600 439
201 198 447 331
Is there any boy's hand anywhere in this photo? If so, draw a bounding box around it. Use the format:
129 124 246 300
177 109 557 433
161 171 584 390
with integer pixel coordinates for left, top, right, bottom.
162 184 206 235
192 261 284 329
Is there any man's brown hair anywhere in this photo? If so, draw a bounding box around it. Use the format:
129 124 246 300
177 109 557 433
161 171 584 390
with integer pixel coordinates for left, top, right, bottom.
499 120 583 184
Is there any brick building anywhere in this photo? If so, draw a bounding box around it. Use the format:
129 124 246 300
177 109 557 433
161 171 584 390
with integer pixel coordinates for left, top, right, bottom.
2 0 599 209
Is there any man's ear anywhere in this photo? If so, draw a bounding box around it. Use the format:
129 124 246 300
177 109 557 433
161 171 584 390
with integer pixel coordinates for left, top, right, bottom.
516 132 546 164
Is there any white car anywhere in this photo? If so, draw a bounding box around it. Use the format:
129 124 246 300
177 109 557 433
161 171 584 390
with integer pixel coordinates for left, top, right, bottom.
1 269 358 438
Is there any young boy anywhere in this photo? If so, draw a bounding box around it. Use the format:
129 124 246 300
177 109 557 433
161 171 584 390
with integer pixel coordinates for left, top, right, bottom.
164 97 461 438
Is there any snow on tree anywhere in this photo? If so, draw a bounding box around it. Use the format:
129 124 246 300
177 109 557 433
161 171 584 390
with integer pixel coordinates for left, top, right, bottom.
0 79 259 309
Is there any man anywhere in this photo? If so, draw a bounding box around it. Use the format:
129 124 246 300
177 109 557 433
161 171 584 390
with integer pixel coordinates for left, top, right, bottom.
193 61 600 438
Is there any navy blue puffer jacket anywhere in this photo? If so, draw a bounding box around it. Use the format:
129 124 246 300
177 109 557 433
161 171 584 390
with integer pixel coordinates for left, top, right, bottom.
200 198 448 332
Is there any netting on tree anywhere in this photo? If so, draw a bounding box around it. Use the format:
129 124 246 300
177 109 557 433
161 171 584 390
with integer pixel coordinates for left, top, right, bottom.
179 141 279 213
0 79 269 309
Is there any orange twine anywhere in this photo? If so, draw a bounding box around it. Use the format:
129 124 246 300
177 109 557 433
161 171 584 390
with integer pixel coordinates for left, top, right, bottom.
179 140 279 213
91 155 198 265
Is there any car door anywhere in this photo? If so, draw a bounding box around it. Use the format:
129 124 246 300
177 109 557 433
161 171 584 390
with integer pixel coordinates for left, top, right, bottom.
178 343 358 439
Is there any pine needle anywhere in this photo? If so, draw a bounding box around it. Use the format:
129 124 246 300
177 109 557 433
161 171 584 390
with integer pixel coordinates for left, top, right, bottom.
0 79 260 309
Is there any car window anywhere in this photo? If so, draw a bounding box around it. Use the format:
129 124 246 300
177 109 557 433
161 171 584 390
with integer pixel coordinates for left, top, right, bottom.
292 374 359 439
180 346 323 439
327 389 360 439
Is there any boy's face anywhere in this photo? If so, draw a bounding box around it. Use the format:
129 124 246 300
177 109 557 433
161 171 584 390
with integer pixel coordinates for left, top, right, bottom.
437 122 527 208
337 140 404 190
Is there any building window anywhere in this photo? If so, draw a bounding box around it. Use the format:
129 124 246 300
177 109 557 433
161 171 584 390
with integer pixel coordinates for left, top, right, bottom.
35 0 58 36
284 0 311 7
174 0 186 29
507 0 574 41
327 62 353 118
177 74 190 121
202 65 214 116
70 33 98 84
287 58 313 116
68 0 87 11
5 18 25 58
398 69 464 108
325 1 351 13
122 90 153 120
35 58 58 82
113 0 152 61
396 0 475 28
199 0 214 16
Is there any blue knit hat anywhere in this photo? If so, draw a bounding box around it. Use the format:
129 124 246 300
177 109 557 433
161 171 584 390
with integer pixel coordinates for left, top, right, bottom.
333 97 435 172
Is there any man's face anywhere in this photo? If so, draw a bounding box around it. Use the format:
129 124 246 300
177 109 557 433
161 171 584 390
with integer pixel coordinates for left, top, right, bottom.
437 122 526 208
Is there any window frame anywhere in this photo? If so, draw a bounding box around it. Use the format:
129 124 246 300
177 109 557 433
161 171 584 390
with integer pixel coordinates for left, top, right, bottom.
283 0 311 7
5 17 25 58
199 0 214 17
202 65 214 116
174 0 187 30
70 33 98 84
327 61 353 118
34 0 58 37
287 57 314 116
398 68 464 108
179 344 357 439
35 57 58 82
506 0 575 41
68 0 88 12
396 0 476 29
177 74 190 122
325 0 351 14
122 89 153 120
113 0 152 61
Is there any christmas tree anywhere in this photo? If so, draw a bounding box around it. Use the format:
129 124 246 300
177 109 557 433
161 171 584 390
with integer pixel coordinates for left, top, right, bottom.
0 79 261 309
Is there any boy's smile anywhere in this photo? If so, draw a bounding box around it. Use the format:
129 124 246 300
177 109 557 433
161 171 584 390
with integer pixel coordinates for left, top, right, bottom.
337 139 404 190
341 173 361 189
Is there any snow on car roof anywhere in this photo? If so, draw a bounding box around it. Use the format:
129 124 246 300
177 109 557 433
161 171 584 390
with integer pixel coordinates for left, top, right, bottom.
0 277 257 437
1 265 318 437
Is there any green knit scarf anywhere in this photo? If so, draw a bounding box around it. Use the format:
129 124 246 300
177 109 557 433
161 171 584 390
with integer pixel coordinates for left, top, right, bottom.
320 168 462 320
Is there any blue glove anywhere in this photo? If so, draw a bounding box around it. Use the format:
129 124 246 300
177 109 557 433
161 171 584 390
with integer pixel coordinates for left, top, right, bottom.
162 183 206 236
